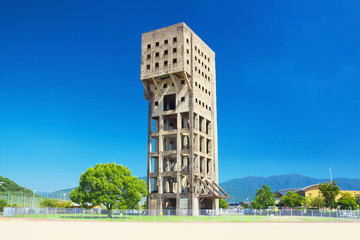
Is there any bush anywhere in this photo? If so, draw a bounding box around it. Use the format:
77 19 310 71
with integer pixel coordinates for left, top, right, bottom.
56 200 72 208
219 199 229 209
40 199 59 208
0 199 8 212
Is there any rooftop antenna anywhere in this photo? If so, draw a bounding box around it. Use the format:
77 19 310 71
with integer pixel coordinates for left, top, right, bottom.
329 166 332 182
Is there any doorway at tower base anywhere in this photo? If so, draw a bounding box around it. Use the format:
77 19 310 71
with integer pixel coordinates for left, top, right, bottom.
199 198 216 215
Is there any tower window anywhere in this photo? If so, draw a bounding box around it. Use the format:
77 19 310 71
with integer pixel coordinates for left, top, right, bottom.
146 64 150 69
186 38 189 43
147 54 151 59
187 60 189 65
156 42 159 47
195 98 198 103
181 97 185 102
181 80 185 84
195 82 197 86
187 49 189 54
173 37 177 42
173 48 177 53
155 101 158 106
195 46 197 50
155 62 159 68
195 67 197 71
164 60 168 65
147 44 151 49
195 56 197 60
164 39 168 44
155 52 159 57
164 50 168 55
163 83 167 88
173 58 177 63
164 94 176 111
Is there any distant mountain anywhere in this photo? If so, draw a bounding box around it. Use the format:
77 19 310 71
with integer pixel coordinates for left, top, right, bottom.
220 174 360 203
0 176 37 197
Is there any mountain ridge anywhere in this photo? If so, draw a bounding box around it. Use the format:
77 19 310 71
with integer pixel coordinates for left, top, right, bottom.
220 174 360 203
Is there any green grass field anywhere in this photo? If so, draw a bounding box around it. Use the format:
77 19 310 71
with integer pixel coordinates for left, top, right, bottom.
6 213 354 223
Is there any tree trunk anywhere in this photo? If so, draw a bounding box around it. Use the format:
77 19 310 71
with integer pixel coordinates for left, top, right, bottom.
107 208 112 218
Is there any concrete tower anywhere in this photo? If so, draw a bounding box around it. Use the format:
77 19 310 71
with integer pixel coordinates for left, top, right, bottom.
140 23 228 215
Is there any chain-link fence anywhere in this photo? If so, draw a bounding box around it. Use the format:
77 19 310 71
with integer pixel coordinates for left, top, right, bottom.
0 191 71 208
3 207 360 222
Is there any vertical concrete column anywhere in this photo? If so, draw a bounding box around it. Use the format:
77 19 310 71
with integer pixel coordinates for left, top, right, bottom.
176 113 182 214
176 113 181 171
201 117 206 134
194 114 198 130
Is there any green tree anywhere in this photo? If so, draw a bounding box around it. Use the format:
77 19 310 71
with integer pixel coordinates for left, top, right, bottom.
280 191 305 207
56 200 72 208
70 163 147 218
0 199 8 212
219 199 229 209
318 181 340 209
142 201 147 210
250 184 275 209
307 195 326 209
40 199 59 208
337 193 359 210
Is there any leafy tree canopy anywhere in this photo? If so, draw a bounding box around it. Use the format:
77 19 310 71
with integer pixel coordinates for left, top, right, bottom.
0 199 7 212
306 195 326 209
40 199 72 208
280 191 305 207
70 163 147 217
250 184 275 209
219 199 229 209
337 193 359 210
318 181 340 209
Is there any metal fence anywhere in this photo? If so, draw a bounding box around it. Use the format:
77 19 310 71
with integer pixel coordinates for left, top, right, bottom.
3 207 360 222
0 191 70 208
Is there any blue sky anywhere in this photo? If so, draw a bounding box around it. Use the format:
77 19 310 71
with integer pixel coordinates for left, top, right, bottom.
0 0 359 192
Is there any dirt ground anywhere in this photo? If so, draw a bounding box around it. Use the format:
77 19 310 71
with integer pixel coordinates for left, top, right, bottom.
0 217 358 240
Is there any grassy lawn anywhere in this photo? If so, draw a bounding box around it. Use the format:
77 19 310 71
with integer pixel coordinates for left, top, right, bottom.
5 213 347 223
